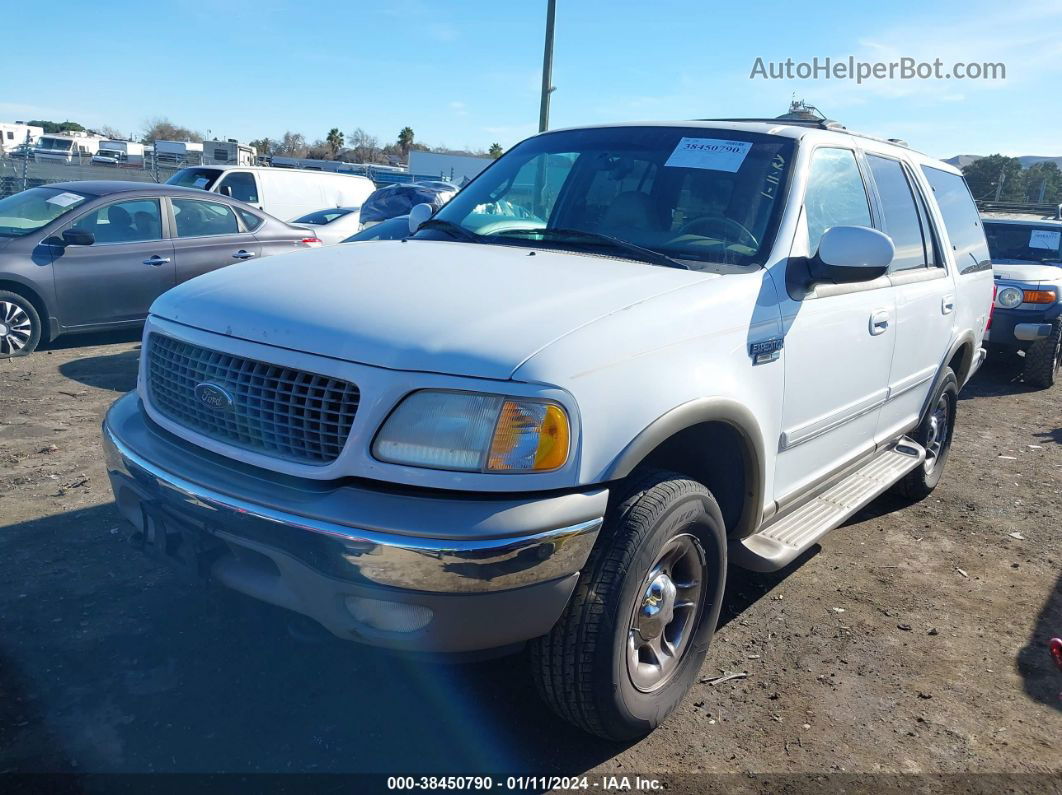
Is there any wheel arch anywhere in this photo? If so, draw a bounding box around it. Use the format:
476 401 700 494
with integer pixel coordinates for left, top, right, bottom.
0 277 53 343
601 398 766 539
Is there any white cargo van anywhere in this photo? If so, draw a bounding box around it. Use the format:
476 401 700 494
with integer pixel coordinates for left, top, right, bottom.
166 166 375 221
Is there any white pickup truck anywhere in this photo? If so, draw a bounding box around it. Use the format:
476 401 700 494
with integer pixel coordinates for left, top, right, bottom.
102 119 993 741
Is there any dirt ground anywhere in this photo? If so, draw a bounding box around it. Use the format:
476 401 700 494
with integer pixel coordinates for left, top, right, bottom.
0 331 1060 789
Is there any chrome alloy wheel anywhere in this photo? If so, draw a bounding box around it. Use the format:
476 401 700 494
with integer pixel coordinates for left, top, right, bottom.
923 392 951 474
626 533 706 692
0 301 33 355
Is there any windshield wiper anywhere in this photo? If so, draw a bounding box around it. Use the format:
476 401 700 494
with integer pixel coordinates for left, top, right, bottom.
417 219 480 242
497 227 689 270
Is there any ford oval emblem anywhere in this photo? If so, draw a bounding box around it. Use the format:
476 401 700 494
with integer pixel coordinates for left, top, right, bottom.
194 382 234 411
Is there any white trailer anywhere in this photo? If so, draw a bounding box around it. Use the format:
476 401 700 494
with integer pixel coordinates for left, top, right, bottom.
204 139 257 166
91 140 145 167
407 151 492 185
153 140 205 165
33 131 104 162
0 122 43 153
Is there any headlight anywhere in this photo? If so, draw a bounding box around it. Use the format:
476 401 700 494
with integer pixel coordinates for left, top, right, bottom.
997 286 1023 309
373 390 570 473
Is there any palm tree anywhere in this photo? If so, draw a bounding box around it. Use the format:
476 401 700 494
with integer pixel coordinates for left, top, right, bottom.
488 142 504 159
398 127 415 157
326 128 344 158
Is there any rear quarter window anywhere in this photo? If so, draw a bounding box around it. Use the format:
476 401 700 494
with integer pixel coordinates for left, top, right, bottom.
920 166 991 274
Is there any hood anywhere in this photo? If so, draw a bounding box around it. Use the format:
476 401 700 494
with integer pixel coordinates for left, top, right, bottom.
150 240 705 379
993 262 1062 283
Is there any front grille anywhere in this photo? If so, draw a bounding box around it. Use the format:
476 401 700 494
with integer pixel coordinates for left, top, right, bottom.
146 333 360 464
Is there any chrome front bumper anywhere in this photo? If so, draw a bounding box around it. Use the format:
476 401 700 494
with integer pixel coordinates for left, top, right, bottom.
102 393 606 650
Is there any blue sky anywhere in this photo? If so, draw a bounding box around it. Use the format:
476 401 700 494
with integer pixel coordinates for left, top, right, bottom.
3 0 1060 158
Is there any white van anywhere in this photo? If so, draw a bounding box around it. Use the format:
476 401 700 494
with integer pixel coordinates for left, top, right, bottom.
166 165 375 221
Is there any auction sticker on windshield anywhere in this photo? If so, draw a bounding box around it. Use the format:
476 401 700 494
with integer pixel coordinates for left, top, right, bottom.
665 138 753 172
46 192 84 207
1029 229 1061 250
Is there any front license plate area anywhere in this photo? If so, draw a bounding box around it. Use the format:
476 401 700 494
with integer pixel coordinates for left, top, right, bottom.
138 506 224 580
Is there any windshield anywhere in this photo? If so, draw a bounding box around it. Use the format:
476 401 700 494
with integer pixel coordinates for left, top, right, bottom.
419 126 793 268
0 186 92 237
167 167 221 190
38 138 73 151
984 221 1062 264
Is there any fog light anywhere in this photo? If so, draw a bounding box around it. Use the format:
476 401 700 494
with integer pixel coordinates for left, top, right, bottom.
345 596 433 633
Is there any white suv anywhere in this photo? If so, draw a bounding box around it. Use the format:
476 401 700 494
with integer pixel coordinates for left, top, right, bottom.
102 119 993 741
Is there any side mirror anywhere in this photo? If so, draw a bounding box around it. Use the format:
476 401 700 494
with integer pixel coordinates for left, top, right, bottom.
809 226 893 285
408 203 434 235
61 228 95 247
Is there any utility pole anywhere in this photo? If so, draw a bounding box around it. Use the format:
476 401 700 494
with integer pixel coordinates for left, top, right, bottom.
538 0 557 133
994 167 1005 202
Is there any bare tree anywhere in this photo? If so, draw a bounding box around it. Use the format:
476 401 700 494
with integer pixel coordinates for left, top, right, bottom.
141 117 203 143
276 131 308 157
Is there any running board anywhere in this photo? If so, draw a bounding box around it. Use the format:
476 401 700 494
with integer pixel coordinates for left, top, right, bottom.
733 438 926 572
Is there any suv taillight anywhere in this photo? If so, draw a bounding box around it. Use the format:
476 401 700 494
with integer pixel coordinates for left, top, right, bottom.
987 284 997 330
299 237 322 248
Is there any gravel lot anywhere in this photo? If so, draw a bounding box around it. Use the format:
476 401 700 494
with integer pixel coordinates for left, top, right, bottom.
0 332 1059 787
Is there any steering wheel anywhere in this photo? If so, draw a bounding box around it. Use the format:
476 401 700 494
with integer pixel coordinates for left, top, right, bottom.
676 215 759 248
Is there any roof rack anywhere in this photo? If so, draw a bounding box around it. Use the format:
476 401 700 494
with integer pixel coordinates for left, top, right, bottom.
978 200 1062 220
702 117 847 131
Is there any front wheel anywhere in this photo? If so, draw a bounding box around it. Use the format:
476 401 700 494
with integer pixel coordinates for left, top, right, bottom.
0 291 41 358
1022 319 1062 389
530 469 726 741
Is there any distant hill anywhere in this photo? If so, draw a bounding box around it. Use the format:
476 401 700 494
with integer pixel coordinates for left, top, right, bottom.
945 154 1062 169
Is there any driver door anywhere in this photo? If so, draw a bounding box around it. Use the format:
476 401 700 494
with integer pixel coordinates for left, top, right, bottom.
51 197 175 328
770 147 897 504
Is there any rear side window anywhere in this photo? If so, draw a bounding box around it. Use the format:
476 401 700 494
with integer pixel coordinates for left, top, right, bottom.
217 172 259 203
236 207 263 231
803 148 872 252
867 155 931 272
920 166 991 274
172 199 239 237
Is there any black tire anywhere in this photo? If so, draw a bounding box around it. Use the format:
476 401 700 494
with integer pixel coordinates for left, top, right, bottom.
0 290 42 358
897 367 958 500
530 469 727 741
1022 319 1062 389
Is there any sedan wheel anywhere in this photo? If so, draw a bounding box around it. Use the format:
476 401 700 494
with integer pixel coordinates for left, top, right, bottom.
0 293 41 357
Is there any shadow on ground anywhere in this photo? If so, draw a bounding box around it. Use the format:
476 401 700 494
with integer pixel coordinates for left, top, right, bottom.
58 348 140 393
1017 572 1062 713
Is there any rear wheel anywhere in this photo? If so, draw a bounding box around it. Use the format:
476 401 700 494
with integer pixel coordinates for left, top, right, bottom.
530 469 726 741
0 291 41 358
897 368 958 500
1022 319 1062 389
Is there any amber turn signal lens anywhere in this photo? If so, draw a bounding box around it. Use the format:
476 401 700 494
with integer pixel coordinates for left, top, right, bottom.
1022 290 1057 304
487 400 570 472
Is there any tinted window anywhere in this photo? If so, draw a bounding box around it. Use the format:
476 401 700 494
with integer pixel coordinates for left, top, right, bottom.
70 198 162 243
235 207 263 231
803 148 872 252
172 199 239 237
217 172 259 203
867 156 929 272
921 166 992 274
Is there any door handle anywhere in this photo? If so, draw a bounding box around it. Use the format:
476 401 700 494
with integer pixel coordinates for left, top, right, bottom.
232 250 256 260
942 294 955 315
143 256 170 266
869 310 890 335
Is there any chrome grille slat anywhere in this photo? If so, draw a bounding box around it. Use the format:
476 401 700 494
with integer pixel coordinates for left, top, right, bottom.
147 333 359 464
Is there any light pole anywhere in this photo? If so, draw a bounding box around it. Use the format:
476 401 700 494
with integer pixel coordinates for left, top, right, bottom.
538 0 557 133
